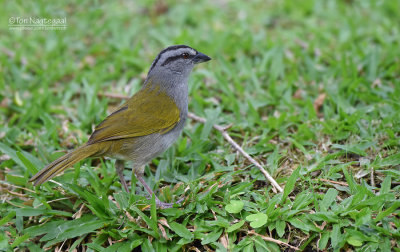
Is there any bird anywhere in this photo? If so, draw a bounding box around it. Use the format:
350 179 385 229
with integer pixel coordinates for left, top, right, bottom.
29 45 211 208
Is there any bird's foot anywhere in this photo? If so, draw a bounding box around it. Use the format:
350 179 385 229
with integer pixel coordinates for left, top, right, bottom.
147 195 184 209
135 173 184 208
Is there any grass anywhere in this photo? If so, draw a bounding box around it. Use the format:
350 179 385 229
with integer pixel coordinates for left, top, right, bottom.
1 0 399 251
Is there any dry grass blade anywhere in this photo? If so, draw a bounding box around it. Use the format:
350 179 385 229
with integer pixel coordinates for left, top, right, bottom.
247 230 300 250
319 178 349 187
188 112 283 192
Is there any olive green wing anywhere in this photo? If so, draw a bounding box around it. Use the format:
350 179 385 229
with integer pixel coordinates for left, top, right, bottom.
88 86 180 144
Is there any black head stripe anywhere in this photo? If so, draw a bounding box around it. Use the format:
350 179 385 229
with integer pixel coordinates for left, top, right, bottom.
161 54 195 66
149 45 194 73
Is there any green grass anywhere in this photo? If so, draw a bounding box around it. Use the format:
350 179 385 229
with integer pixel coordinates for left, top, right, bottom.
1 0 400 251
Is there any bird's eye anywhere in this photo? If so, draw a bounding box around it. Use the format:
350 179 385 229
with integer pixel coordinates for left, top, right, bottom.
182 53 189 59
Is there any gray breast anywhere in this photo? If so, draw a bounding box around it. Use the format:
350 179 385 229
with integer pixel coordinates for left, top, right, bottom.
122 115 186 167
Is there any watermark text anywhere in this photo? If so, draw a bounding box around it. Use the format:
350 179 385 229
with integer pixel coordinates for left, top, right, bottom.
9 17 67 31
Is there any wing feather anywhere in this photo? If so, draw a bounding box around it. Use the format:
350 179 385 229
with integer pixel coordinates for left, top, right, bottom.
88 85 180 144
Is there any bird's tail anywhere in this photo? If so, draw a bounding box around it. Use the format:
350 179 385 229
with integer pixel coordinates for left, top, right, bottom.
29 144 99 186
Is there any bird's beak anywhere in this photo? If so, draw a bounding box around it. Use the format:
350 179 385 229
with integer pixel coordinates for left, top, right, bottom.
193 52 211 64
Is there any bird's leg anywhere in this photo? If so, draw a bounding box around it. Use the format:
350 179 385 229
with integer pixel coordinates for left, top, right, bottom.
134 168 183 209
116 160 129 193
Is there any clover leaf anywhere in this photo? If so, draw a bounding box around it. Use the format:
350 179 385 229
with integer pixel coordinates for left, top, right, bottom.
246 213 268 228
225 200 244 214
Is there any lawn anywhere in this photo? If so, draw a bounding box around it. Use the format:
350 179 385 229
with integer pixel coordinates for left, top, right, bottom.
1 0 399 251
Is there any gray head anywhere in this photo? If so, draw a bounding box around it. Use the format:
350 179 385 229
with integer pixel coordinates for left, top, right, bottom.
148 45 211 77
144 45 211 117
